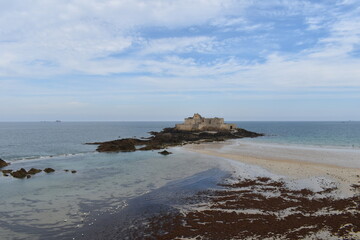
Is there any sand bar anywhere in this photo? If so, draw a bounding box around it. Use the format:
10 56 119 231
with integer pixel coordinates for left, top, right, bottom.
184 140 360 196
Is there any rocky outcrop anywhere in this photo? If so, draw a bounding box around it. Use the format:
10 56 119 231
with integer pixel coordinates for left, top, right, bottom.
10 168 42 178
2 167 76 179
87 127 264 153
0 159 10 168
44 168 55 173
11 168 28 179
87 138 147 152
28 168 42 175
2 169 12 177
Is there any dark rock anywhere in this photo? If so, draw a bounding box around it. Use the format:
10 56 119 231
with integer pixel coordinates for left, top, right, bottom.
87 127 264 153
11 168 28 179
71 170 77 174
1 169 12 177
158 150 172 155
0 159 10 168
26 175 31 179
64 169 69 172
28 168 42 175
44 168 55 173
87 138 147 152
139 143 163 151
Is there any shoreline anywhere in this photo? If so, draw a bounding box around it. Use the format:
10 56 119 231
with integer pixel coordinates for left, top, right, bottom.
184 140 360 196
3 140 356 239
231 138 360 151
93 142 360 239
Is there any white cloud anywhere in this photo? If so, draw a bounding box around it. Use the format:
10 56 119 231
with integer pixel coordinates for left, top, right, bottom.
140 36 215 55
0 0 250 77
1 0 360 98
211 17 246 27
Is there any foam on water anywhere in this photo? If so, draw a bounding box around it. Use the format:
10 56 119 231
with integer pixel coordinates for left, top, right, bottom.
11 152 96 163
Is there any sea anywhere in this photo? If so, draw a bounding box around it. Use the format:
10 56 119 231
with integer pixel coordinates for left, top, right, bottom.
0 121 359 239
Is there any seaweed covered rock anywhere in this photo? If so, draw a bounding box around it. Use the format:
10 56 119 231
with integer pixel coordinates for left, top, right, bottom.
87 127 264 153
28 168 42 175
11 168 28 179
158 150 172 155
4 167 58 179
0 159 10 168
88 138 146 152
44 168 55 173
2 169 12 177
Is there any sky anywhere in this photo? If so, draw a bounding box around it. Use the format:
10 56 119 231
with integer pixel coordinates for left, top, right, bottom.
0 0 360 121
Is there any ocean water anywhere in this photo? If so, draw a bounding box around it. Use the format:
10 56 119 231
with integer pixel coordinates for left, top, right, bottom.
1 122 359 163
0 122 174 162
0 122 231 239
234 121 360 149
0 121 359 239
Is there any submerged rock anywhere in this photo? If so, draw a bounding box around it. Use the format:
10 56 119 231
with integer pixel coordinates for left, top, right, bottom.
0 159 10 168
158 150 172 155
71 170 77 174
44 168 55 173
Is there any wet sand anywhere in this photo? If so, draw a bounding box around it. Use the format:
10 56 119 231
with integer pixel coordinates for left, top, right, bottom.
70 141 360 239
143 176 360 240
184 140 360 196
135 141 360 239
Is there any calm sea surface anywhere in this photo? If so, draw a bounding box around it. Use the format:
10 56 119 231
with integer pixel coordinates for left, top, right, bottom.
237 121 360 149
0 121 359 239
1 121 359 162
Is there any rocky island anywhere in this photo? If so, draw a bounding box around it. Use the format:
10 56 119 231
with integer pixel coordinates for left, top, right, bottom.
87 114 263 153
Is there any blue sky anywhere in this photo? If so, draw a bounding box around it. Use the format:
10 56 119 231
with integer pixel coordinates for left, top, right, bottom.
1 0 360 121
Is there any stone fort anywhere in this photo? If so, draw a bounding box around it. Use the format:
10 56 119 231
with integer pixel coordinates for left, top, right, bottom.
175 113 236 131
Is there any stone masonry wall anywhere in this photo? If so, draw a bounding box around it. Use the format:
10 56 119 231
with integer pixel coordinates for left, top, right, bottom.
175 114 236 131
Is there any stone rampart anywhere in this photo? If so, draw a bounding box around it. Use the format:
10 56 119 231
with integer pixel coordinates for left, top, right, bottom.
175 113 236 131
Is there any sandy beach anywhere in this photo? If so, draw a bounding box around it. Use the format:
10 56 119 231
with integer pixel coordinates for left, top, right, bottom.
184 140 360 196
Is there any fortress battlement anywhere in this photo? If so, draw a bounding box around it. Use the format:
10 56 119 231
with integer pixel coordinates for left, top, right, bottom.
175 113 236 131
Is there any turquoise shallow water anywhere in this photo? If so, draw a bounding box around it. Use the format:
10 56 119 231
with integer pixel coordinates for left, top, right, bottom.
0 121 359 239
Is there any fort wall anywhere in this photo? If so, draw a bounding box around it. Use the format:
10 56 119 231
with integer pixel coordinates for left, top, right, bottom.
175 113 236 131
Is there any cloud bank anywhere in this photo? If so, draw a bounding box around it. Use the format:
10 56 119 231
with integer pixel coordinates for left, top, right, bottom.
0 0 359 120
